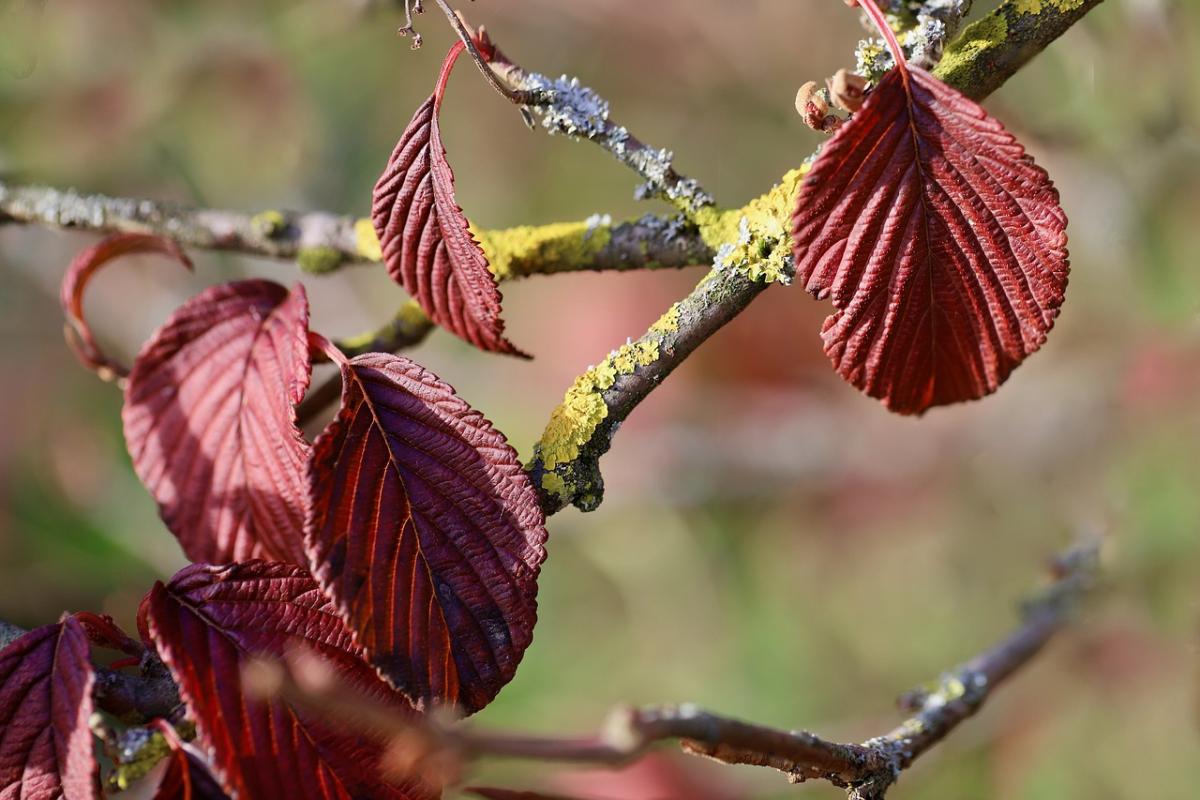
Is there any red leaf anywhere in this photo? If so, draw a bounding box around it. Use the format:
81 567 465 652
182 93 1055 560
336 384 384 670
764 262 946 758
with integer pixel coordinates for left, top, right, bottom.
790 65 1068 415
123 280 312 564
150 723 229 800
140 561 432 800
306 341 547 713
60 232 193 382
372 41 527 357
0 617 97 800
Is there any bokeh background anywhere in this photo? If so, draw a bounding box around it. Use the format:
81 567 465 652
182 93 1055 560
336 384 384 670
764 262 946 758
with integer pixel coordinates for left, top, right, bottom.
1 1 1198 797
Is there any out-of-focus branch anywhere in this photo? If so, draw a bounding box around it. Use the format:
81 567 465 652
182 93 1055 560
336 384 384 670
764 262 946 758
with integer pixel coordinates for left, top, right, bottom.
0 180 711 278
246 539 1102 799
528 0 1109 514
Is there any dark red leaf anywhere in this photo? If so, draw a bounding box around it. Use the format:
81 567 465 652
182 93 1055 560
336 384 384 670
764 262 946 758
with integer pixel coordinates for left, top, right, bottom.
139 561 432 800
372 41 527 357
60 232 193 382
791 64 1068 415
123 280 312 564
306 340 547 713
0 617 97 800
150 722 229 800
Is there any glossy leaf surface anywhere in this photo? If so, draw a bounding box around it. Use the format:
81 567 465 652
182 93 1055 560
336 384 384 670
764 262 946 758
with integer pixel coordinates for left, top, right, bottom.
140 562 430 800
307 347 547 713
0 618 96 800
123 280 312 564
372 41 526 357
791 65 1069 414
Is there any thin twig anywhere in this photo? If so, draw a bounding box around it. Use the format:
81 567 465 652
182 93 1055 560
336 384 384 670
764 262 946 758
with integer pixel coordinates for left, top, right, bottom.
428 0 543 106
245 538 1102 799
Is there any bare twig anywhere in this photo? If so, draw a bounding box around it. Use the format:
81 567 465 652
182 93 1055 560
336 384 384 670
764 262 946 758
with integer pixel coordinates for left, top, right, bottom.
480 32 715 217
245 539 1102 799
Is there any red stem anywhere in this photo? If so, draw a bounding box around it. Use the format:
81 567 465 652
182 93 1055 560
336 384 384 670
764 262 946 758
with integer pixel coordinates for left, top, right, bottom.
434 40 467 112
307 330 348 368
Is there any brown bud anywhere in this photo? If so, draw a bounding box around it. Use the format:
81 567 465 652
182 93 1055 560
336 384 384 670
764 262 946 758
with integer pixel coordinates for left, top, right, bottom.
828 69 868 113
795 81 830 131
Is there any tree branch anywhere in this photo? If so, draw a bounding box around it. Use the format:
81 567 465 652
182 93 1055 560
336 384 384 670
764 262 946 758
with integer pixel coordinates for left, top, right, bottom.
0 180 711 278
245 538 1102 799
528 0 1108 514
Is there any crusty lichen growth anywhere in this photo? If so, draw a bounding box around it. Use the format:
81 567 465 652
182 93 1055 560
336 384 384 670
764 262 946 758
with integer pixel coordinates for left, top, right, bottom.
693 164 810 285
934 10 1009 85
475 215 614 282
535 339 659 471
933 0 1098 100
532 300 688 509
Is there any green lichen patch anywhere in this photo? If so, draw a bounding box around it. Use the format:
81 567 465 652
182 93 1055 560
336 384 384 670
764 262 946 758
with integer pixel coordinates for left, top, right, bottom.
251 209 286 238
475 216 613 282
934 10 1008 87
297 245 345 275
1012 0 1085 14
695 165 809 285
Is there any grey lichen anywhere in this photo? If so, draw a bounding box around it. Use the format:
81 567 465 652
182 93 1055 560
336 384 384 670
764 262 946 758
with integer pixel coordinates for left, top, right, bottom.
857 0 974 80
518 71 714 214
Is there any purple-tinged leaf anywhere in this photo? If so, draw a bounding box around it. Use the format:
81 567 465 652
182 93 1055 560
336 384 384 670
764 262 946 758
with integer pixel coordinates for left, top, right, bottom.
306 339 547 713
140 561 432 800
791 53 1068 415
372 41 527 357
123 280 312 564
150 722 229 800
0 617 97 800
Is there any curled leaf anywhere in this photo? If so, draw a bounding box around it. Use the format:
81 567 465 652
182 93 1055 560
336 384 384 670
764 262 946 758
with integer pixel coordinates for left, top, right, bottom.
123 280 312 564
0 617 97 800
60 232 193 383
140 561 431 800
372 41 527 357
791 65 1068 414
306 339 547 713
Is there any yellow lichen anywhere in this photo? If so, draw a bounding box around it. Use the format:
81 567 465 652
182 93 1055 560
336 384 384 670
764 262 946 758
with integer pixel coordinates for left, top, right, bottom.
540 470 568 500
694 164 810 284
251 209 286 237
355 217 382 261
1012 0 1085 14
649 303 681 337
536 338 660 473
474 218 613 282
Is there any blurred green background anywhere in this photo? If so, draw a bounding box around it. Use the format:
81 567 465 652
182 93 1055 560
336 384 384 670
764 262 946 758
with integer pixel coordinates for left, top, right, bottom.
1 1 1198 798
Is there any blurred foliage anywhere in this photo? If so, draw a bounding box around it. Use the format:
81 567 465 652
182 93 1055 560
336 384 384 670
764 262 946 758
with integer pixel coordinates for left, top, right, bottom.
1 1 1198 798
